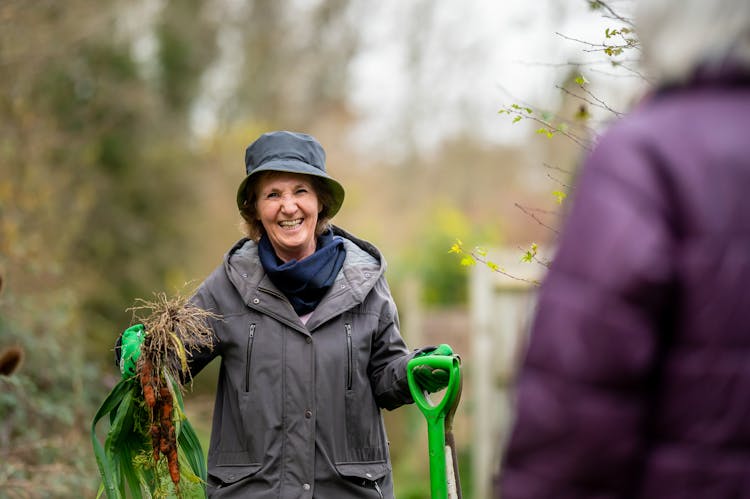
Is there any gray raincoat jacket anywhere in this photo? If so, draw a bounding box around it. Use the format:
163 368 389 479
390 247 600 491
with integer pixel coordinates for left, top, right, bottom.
187 226 417 498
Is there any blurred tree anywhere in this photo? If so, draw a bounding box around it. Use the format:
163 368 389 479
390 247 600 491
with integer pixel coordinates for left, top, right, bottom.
0 0 217 494
210 0 363 131
156 0 218 114
0 0 375 494
398 205 501 306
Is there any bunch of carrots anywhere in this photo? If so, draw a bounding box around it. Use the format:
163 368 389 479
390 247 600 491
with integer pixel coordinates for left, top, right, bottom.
141 357 180 487
92 291 217 499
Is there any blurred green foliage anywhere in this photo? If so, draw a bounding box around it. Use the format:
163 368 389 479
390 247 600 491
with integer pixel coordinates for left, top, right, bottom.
0 1 211 494
0 311 103 495
0 1 387 495
0 0 519 495
399 205 501 306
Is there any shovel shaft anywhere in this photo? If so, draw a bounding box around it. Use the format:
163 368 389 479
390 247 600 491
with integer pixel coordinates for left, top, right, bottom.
426 416 449 499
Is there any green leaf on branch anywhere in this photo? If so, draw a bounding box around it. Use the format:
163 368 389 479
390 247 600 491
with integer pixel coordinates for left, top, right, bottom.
552 190 567 204
449 239 463 254
536 128 555 138
521 243 539 263
607 27 632 38
512 115 522 123
574 74 589 86
460 255 477 267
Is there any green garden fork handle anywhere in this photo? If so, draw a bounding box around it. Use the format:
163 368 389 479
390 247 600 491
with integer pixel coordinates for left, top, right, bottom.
407 354 463 499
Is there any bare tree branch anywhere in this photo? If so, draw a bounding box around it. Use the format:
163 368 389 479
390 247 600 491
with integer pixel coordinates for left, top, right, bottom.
555 84 625 117
469 250 542 286
546 173 572 190
516 205 559 215
515 203 560 235
591 1 635 27
589 66 648 79
542 162 572 175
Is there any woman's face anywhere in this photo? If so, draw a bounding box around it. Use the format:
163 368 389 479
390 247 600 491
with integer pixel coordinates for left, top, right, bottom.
255 172 321 262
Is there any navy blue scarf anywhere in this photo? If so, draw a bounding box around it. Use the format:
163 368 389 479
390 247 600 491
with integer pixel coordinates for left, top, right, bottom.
258 229 346 316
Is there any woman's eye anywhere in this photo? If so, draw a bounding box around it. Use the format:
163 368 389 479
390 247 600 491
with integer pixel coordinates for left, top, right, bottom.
266 192 279 199
296 188 308 194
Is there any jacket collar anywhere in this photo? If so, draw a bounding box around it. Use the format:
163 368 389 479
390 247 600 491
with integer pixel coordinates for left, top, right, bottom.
223 226 385 332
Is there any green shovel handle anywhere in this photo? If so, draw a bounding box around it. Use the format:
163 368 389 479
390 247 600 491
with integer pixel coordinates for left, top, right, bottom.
407 355 462 419
407 354 462 499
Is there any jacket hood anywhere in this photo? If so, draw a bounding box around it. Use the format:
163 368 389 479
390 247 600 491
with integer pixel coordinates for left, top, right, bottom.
221 225 386 331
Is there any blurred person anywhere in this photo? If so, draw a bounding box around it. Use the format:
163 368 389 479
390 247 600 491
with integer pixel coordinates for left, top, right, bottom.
117 131 456 498
495 0 750 497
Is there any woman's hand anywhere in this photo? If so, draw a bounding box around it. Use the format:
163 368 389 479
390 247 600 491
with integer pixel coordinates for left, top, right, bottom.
413 344 455 393
119 324 146 378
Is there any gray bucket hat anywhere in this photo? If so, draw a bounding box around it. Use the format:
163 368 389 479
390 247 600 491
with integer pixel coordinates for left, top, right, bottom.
236 131 345 217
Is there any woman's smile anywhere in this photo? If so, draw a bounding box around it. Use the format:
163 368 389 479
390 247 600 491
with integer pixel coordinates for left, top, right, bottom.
255 172 321 262
278 218 304 229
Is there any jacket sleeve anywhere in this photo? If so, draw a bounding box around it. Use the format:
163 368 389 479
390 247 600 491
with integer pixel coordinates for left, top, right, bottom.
367 276 418 410
185 274 223 379
498 127 678 498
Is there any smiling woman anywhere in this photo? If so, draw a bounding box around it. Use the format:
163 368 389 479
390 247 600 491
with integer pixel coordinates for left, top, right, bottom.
113 130 459 498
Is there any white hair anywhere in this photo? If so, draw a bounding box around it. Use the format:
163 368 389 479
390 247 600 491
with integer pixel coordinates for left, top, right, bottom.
636 0 750 85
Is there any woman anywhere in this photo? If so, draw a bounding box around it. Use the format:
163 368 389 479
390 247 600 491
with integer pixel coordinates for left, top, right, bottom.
120 130 453 498
496 0 750 498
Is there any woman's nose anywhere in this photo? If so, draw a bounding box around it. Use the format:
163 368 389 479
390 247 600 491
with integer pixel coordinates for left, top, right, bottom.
280 195 297 213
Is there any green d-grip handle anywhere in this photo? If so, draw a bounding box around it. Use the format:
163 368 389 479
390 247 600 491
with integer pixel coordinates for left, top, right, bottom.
407 354 462 499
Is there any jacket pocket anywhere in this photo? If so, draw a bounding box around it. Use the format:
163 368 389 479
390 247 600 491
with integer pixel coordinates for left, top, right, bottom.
235 390 265 464
343 389 388 462
244 323 256 392
208 463 262 487
336 462 390 499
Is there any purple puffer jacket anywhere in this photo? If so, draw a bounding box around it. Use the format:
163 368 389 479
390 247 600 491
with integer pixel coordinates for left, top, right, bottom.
497 70 750 499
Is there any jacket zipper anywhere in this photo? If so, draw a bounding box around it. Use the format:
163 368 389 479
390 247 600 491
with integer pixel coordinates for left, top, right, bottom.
345 323 353 390
245 323 256 392
373 480 383 499
361 479 383 498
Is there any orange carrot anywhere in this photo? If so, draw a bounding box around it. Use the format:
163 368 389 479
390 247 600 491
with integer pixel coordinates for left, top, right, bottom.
140 358 157 409
159 424 171 454
150 424 161 463
158 386 171 419
164 424 180 486
167 444 180 486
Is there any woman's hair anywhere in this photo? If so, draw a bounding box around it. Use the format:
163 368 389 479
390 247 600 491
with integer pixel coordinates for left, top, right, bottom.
636 0 750 85
239 172 336 241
